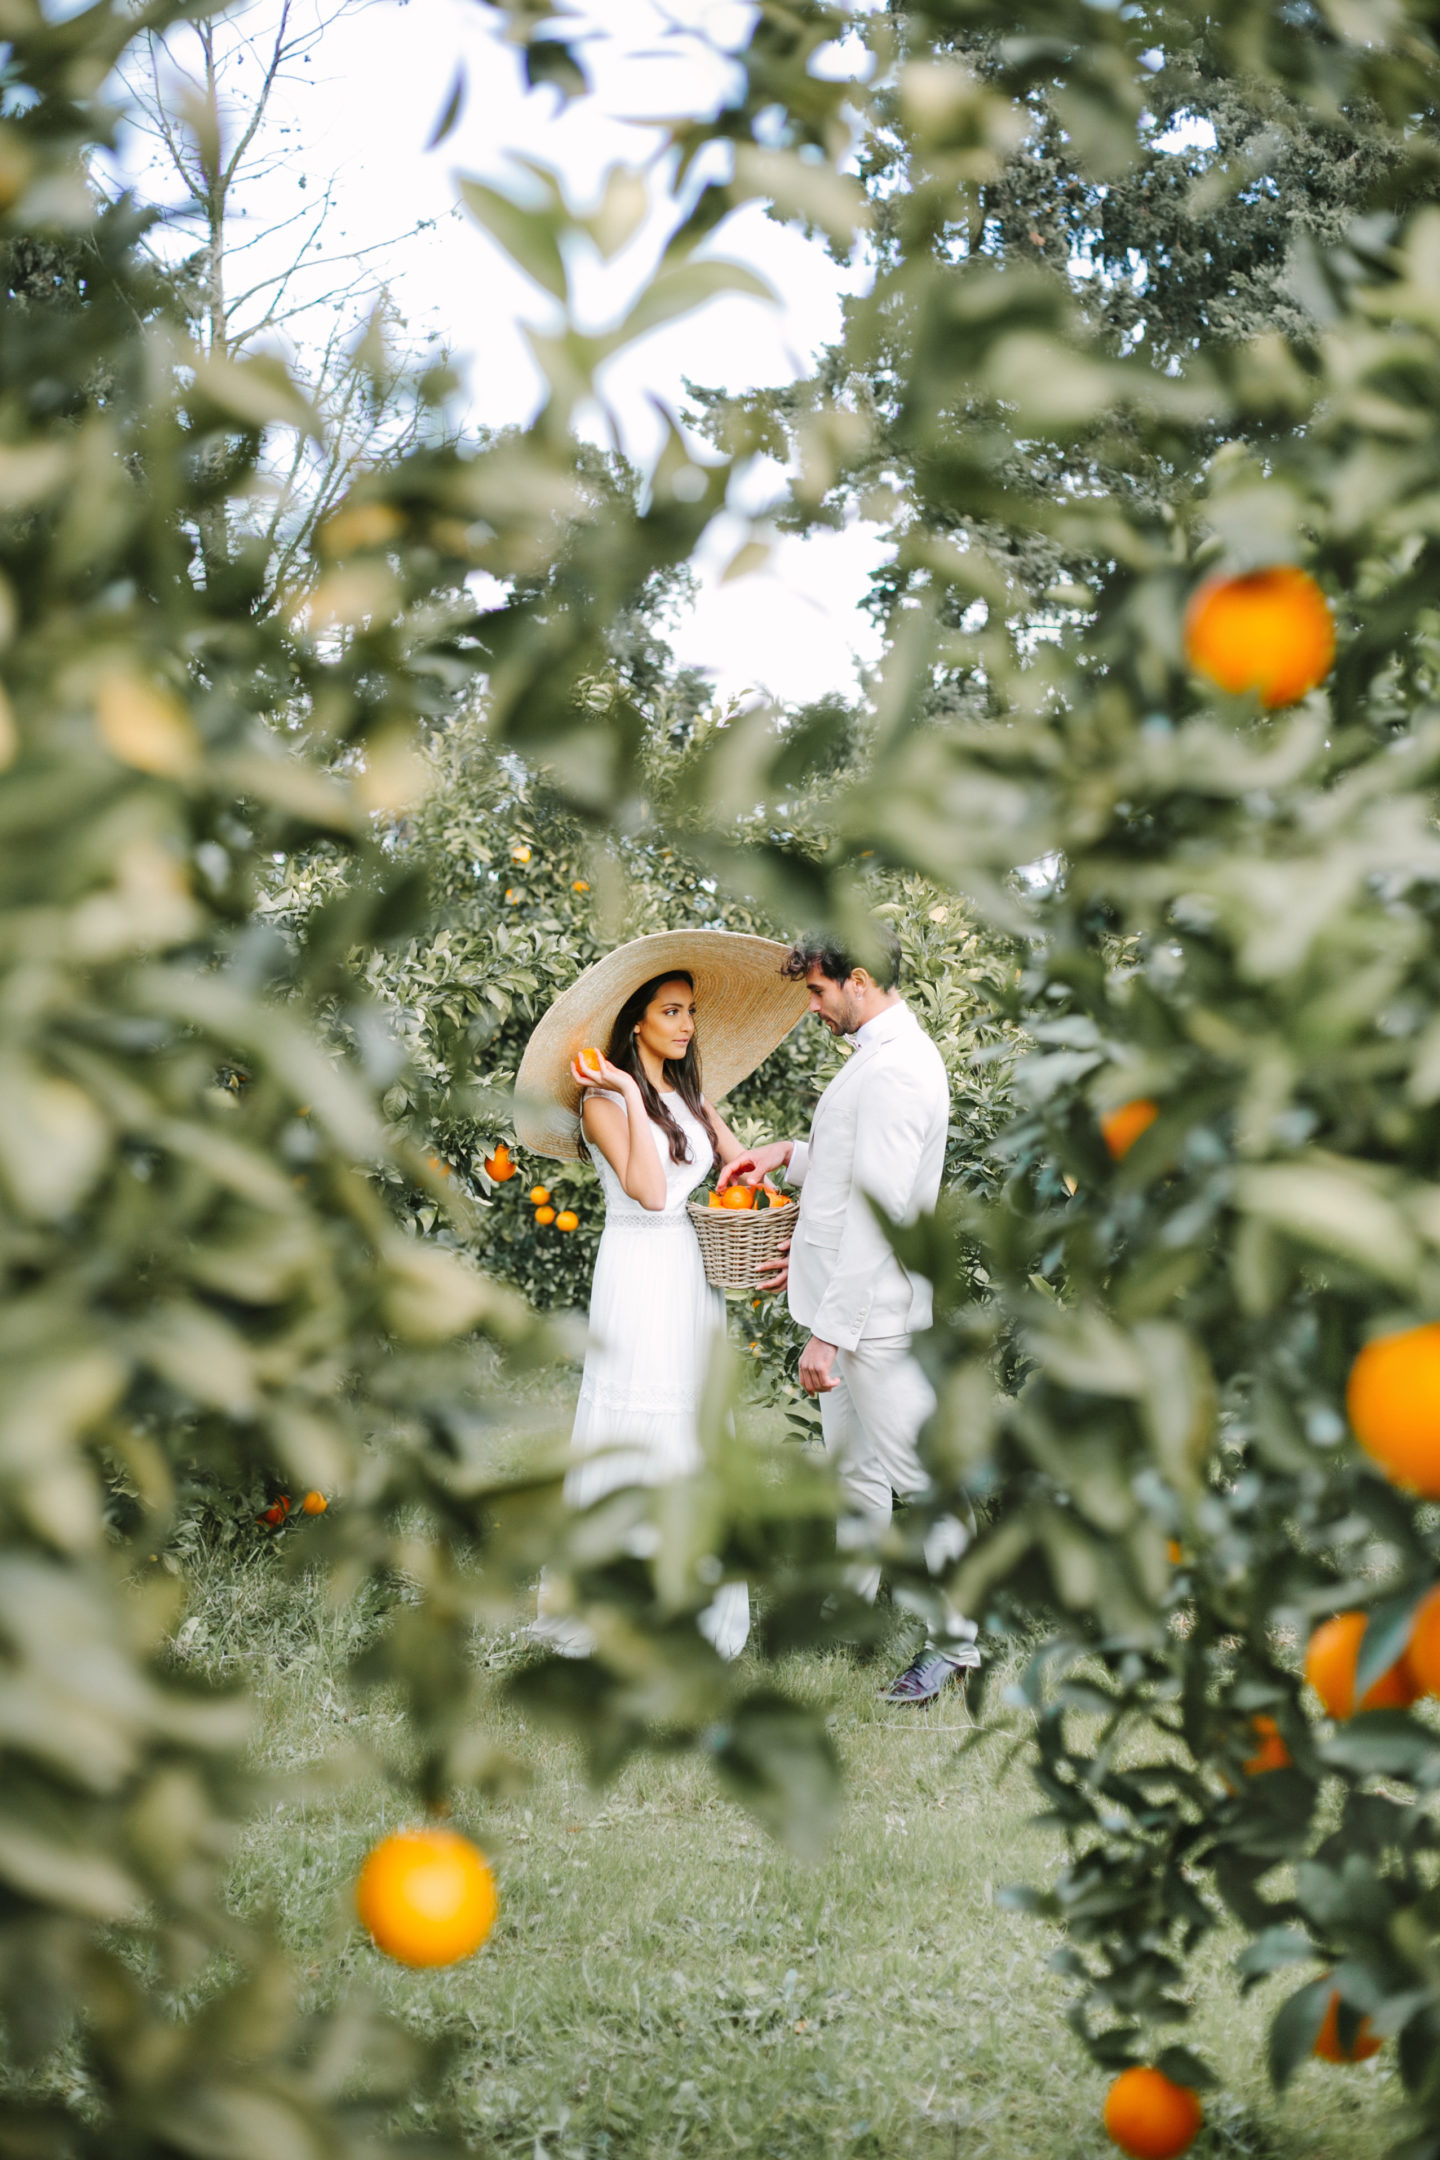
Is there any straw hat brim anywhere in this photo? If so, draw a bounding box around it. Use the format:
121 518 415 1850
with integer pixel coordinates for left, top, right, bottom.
514 930 808 1162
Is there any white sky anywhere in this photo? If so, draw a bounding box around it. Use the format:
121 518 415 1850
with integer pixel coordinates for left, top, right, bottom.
112 0 889 706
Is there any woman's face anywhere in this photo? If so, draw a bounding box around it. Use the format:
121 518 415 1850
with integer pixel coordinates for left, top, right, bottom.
634 978 697 1067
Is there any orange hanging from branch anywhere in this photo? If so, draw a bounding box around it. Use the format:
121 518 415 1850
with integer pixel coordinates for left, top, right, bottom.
1100 1098 1159 1161
1103 2067 1203 2159
356 1828 498 1968
1183 565 1335 709
1346 1323 1440 1497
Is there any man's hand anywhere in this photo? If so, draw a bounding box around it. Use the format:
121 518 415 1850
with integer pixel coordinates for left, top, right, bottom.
717 1139 793 1193
798 1335 839 1396
755 1236 791 1296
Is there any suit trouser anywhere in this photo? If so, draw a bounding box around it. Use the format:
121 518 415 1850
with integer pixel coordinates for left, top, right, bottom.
818 1334 977 1649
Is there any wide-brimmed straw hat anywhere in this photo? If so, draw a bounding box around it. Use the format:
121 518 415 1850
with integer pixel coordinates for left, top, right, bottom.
514 930 807 1162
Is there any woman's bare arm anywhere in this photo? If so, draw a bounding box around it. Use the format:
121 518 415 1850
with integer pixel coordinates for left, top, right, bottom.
575 1055 667 1210
703 1099 752 1170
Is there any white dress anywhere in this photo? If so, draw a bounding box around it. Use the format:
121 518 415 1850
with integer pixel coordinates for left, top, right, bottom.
564 1088 749 1660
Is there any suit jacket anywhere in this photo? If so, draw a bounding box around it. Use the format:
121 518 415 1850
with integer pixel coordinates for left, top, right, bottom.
784 1001 949 1352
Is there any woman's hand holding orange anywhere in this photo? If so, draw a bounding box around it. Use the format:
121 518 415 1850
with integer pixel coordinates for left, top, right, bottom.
570 1047 630 1094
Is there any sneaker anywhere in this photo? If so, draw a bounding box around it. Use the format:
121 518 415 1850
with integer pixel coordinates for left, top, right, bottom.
879 1646 979 1706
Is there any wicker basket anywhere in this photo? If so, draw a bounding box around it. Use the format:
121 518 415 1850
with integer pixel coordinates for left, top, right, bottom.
686 1198 794 1291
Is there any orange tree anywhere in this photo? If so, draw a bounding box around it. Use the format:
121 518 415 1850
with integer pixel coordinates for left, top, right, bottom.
22 0 1440 2153
0 2 874 2150
666 0 1440 2148
469 0 1440 2151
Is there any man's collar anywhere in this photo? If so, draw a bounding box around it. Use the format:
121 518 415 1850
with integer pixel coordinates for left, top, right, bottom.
848 999 913 1051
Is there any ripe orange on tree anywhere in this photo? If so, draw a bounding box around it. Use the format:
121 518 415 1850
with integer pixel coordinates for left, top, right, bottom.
1100 1099 1159 1161
529 1185 550 1206
534 1205 556 1226
1304 1611 1415 1718
1241 1714 1291 1774
257 1495 291 1530
1404 1584 1440 1696
1346 1323 1440 1496
355 1827 498 1967
555 1210 578 1232
1183 565 1335 708
300 1490 328 1516
1314 1986 1383 2064
484 1141 517 1182
1103 2067 1203 2159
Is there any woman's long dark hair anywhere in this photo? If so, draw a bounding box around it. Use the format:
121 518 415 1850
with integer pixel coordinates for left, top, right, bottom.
606 971 719 1167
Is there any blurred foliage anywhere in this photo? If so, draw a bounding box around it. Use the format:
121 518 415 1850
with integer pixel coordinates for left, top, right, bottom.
0 1 876 2150
16 0 1440 2153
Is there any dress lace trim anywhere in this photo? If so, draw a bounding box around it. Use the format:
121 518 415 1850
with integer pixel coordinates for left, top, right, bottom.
601 1209 696 1232
577 1377 701 1418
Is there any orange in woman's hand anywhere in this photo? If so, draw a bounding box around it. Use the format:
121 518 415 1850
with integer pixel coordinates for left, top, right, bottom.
356 1827 498 1968
1347 1323 1440 1497
1304 1610 1415 1719
1183 565 1335 709
579 1046 602 1074
1100 1099 1159 1161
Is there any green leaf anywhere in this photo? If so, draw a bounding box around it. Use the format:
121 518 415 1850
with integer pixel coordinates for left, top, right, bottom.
730 144 869 246
1235 1162 1421 1286
611 258 775 350
1269 1977 1333 2091
707 1690 839 1861
1357 1590 1426 1700
458 174 568 301
191 354 318 437
1320 1715 1439 1780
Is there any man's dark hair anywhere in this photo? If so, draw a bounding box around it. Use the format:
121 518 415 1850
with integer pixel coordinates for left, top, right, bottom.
782 925 903 991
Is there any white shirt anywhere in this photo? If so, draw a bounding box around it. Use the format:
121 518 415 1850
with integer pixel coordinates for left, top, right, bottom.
783 999 950 1349
848 998 909 1054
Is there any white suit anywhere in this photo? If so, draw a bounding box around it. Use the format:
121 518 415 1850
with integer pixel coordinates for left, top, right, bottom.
787 1001 975 1643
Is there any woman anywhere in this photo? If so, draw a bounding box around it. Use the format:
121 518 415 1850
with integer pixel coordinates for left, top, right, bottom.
514 931 808 1661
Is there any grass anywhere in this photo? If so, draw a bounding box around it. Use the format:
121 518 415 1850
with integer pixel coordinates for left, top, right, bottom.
174 1392 1398 2160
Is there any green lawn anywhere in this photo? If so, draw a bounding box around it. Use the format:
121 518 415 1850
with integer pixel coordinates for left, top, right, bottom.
179 1393 1396 2160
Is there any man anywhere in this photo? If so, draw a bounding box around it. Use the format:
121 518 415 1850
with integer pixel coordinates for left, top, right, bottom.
718 928 980 1705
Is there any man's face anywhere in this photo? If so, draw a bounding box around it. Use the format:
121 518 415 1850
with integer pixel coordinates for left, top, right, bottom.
805 963 864 1037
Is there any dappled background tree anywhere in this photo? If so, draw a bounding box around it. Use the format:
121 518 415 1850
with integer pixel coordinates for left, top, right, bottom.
112 0 461 590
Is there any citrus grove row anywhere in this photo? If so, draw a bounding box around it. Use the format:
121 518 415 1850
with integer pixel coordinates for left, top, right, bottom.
349 556 1390 2160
